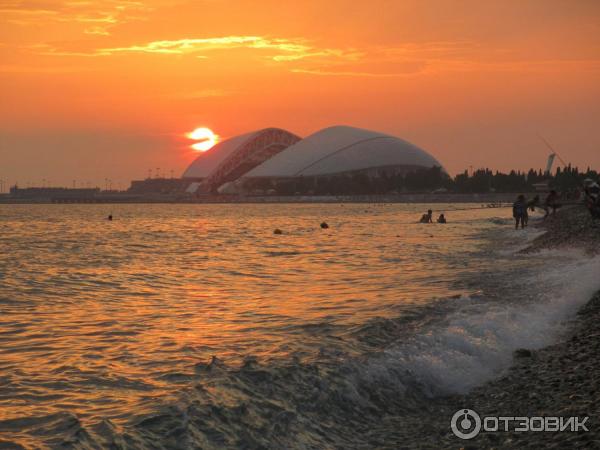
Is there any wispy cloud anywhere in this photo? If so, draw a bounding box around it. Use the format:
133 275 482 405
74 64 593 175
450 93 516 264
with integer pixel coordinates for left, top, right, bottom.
16 29 600 79
102 36 263 54
84 26 111 35
1 0 151 35
98 36 361 62
24 35 361 63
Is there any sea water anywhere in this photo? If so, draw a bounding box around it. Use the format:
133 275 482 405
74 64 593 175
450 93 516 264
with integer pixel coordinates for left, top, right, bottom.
0 203 599 448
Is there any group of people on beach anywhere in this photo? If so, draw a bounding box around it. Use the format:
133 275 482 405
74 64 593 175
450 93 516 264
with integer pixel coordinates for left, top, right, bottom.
410 178 600 229
512 178 600 229
512 191 560 229
419 209 446 224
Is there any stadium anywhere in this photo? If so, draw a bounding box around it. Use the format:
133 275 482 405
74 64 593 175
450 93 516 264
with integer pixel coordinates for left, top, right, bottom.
182 125 446 195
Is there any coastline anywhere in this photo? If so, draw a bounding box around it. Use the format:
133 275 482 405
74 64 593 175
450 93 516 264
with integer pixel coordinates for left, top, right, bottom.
0 192 524 205
379 205 600 448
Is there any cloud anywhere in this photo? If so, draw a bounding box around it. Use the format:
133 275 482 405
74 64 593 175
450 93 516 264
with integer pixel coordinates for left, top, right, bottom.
17 29 600 79
102 36 264 54
1 0 151 35
98 36 361 63
84 26 111 35
24 34 360 62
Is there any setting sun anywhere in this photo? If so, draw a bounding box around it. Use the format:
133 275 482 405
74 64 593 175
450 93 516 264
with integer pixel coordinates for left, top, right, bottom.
187 127 218 152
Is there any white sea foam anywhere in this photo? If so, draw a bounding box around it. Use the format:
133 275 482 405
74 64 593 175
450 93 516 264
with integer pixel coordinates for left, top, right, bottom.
378 250 600 395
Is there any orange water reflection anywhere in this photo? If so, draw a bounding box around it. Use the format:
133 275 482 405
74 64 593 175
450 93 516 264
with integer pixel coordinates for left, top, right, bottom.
0 203 508 442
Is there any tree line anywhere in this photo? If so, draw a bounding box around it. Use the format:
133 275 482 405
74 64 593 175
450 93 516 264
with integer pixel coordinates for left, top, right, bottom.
447 165 598 193
243 165 599 195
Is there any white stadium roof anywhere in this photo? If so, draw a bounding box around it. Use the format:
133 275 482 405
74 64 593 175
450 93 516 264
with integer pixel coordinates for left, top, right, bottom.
242 125 444 178
182 130 260 179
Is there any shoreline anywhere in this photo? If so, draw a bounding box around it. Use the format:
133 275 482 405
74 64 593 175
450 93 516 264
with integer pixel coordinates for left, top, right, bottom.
373 294 600 449
0 192 526 205
380 205 600 448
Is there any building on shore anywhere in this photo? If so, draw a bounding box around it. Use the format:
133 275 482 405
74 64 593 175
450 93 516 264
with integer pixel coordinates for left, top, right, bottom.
9 186 100 201
3 125 448 202
182 125 445 195
182 128 302 193
127 177 189 195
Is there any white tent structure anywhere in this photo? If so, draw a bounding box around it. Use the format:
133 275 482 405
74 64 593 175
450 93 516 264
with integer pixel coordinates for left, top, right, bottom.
242 125 444 179
182 125 444 194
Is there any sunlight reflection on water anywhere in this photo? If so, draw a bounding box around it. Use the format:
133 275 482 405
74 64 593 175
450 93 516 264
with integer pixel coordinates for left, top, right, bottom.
0 203 515 426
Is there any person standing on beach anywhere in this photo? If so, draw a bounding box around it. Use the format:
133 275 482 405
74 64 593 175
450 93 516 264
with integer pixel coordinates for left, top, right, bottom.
513 194 528 229
584 179 600 220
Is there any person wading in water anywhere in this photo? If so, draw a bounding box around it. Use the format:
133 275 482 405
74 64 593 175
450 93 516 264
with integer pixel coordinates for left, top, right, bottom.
419 209 433 223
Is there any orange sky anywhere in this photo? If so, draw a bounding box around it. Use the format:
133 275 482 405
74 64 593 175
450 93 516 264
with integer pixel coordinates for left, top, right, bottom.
1 0 599 189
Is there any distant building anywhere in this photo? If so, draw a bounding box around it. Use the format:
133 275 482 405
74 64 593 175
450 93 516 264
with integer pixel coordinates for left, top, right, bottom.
532 181 550 192
9 186 99 200
182 128 301 193
127 178 189 194
182 125 445 195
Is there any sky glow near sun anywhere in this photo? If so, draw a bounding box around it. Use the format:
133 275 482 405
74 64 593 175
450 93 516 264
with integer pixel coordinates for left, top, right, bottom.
187 127 218 152
0 0 599 187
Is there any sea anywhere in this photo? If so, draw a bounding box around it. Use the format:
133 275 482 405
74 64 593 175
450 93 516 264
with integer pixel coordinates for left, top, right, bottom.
1 203 599 448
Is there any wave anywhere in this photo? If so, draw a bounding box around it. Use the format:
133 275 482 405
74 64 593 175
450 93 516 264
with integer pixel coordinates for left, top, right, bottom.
377 251 600 395
52 251 600 449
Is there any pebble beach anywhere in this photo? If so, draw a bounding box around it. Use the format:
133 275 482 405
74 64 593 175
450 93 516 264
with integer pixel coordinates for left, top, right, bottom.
524 205 600 255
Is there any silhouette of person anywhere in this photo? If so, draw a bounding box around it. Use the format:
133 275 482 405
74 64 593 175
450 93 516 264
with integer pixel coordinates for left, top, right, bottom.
420 209 433 223
512 195 527 229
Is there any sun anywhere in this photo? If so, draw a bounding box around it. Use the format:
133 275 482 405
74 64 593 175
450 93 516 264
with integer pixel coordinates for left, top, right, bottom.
186 127 218 152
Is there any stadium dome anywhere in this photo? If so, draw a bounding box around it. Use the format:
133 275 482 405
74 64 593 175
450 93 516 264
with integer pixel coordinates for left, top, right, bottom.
242 125 444 179
182 128 301 190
